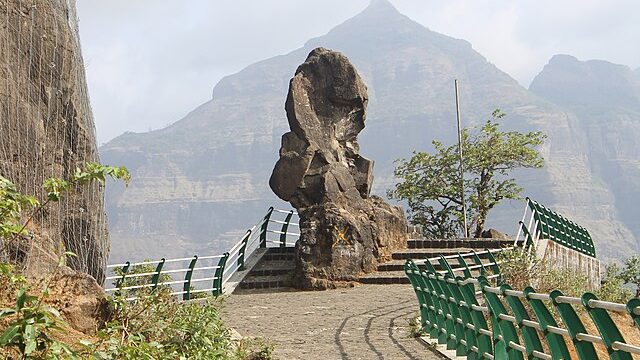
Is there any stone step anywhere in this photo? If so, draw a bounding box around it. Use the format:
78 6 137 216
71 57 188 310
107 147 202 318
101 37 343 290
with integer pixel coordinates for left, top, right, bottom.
265 246 296 254
261 252 295 261
238 274 293 290
358 271 410 285
248 258 294 274
248 268 293 277
407 238 514 249
378 257 496 272
392 248 483 260
252 259 294 271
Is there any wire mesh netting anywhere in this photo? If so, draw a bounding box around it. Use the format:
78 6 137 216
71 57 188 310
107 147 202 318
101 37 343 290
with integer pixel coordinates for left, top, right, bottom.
0 0 108 283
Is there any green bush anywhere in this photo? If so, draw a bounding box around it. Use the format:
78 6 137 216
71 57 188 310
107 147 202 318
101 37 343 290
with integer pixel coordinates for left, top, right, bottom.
596 263 633 303
495 248 588 296
81 292 236 359
2 164 276 359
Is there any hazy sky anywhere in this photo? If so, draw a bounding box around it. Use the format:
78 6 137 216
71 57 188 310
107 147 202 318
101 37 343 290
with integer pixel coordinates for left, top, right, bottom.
77 0 640 144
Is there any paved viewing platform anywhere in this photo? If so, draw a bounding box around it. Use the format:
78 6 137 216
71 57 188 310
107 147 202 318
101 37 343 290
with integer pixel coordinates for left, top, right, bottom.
222 284 443 359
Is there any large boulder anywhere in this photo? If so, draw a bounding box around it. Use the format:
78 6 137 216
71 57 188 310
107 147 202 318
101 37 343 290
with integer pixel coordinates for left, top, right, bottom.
270 48 408 289
31 266 110 335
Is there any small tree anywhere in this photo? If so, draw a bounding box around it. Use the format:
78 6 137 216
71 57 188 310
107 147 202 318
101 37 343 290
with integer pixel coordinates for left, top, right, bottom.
619 256 640 297
389 110 546 238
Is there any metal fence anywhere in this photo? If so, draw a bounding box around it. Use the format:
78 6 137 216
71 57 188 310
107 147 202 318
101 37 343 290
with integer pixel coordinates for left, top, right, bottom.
515 198 596 258
104 207 299 300
404 259 640 359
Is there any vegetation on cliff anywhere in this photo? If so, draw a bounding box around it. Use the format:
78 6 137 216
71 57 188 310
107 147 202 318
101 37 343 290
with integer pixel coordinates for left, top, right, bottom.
0 164 272 359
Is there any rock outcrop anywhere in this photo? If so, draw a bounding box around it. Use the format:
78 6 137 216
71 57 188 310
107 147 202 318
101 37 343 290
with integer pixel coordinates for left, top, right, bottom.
0 1 108 282
270 48 408 289
31 266 111 335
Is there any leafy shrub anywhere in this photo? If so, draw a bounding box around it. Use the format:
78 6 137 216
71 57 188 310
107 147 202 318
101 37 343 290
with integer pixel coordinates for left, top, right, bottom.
1 164 272 359
495 248 588 296
80 292 236 359
596 263 634 303
0 256 77 359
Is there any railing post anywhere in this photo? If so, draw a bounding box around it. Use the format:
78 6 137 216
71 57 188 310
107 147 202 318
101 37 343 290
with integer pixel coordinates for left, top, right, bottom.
502 284 545 358
260 207 274 248
441 275 468 357
546 290 597 360
523 287 572 360
485 249 501 284
580 292 632 360
182 256 198 301
628 298 640 330
237 230 252 271
470 250 487 276
479 277 523 360
456 254 472 279
115 261 131 296
404 261 430 336
280 210 294 248
458 277 493 359
151 258 166 290
213 252 229 296
438 255 455 277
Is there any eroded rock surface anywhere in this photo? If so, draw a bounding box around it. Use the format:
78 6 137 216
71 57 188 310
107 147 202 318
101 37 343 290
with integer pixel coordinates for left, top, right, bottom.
0 1 108 282
31 266 110 335
270 48 408 289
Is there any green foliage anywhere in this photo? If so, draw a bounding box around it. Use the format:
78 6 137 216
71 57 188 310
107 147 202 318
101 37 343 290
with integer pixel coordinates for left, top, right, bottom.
0 288 74 358
1 162 272 359
407 315 425 338
79 292 259 360
596 264 633 303
0 177 39 239
0 254 79 359
111 262 172 299
596 258 638 302
1 162 130 254
496 248 588 296
389 110 545 238
619 255 640 295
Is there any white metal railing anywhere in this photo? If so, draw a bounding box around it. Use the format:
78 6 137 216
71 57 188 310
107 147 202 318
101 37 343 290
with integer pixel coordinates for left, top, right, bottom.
104 207 300 301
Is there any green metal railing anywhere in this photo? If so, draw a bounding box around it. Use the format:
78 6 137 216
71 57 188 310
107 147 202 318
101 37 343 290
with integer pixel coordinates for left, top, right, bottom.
104 207 299 300
516 198 596 258
404 259 640 359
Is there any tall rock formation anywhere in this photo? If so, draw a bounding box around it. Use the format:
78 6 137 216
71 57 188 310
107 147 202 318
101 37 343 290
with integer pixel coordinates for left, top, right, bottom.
270 48 408 289
0 1 108 282
101 0 637 262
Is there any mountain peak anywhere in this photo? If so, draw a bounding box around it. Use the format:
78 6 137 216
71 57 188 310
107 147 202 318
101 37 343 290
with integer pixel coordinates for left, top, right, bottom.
364 0 400 14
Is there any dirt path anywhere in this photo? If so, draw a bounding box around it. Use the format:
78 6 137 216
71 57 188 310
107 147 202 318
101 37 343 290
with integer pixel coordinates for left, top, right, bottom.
221 284 444 360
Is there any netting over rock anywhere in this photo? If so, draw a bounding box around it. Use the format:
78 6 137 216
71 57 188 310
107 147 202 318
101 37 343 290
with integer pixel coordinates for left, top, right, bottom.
0 0 108 283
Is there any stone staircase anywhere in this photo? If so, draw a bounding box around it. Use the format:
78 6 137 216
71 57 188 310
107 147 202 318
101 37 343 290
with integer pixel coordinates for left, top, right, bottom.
235 238 513 290
236 247 295 291
359 238 513 285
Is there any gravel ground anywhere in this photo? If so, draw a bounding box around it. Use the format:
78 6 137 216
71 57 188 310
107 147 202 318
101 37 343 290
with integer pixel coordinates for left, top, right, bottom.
221 284 444 360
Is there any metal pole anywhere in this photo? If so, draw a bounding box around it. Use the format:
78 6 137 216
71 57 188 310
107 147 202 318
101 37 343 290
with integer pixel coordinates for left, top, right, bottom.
455 80 468 238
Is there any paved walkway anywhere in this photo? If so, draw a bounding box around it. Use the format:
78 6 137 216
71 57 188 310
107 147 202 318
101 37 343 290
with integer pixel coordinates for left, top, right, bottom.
222 284 444 360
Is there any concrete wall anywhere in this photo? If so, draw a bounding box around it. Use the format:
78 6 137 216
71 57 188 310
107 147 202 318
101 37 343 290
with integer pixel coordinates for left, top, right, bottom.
535 238 601 289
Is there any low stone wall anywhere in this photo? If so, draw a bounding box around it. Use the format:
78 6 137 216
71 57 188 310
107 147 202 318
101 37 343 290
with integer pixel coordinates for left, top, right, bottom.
535 238 601 289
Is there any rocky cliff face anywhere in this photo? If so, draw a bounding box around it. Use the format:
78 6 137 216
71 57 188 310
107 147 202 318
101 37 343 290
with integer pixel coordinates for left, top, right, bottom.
270 48 408 289
102 0 637 262
0 0 108 282
530 55 640 257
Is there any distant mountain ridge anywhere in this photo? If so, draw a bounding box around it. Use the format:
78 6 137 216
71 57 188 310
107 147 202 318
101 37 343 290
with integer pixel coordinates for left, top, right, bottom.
530 55 640 257
101 0 639 263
